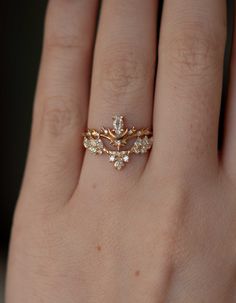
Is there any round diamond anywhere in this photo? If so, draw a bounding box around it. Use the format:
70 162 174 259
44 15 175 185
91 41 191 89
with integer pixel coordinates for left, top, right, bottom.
109 155 116 162
90 147 97 153
114 160 124 170
83 138 90 148
85 138 104 154
90 139 97 147
123 155 129 162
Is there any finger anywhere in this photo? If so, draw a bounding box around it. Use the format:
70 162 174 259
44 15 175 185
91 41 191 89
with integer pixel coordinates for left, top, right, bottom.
21 0 99 208
81 0 158 183
222 9 236 182
152 0 226 175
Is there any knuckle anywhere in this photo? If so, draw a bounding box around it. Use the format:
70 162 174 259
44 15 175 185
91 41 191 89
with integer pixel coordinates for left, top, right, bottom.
161 26 225 77
41 96 80 137
98 45 153 96
44 32 85 53
44 30 85 53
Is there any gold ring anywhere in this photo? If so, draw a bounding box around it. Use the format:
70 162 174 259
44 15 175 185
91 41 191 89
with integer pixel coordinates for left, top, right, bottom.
83 115 153 170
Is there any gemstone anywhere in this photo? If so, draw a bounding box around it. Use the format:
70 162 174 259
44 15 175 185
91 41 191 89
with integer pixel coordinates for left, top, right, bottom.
113 115 124 135
109 154 116 162
114 160 124 170
83 138 90 148
108 151 130 170
90 140 97 147
133 136 152 154
123 155 129 162
83 138 104 154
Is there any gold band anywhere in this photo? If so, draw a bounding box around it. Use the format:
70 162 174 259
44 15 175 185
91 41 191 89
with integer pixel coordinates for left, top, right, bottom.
83 115 153 170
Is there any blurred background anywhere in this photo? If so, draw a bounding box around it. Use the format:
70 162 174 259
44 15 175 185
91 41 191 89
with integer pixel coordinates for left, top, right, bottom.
0 0 234 302
1 1 48 301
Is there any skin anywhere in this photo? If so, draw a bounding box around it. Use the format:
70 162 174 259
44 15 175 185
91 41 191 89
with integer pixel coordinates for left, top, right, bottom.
5 0 236 302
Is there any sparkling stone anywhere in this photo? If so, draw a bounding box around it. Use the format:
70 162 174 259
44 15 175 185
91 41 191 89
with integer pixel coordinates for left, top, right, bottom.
123 155 129 162
113 115 124 135
133 138 142 153
97 139 104 149
133 136 152 154
108 151 131 170
83 138 90 148
109 154 116 162
90 147 97 153
90 140 97 147
84 138 104 154
114 160 124 170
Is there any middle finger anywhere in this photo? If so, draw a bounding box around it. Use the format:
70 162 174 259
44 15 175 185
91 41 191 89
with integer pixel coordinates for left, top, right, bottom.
82 0 158 181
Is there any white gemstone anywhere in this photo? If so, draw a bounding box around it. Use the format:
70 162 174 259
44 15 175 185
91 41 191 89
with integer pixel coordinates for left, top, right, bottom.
85 138 104 154
132 136 152 154
143 136 149 145
90 147 97 153
113 115 124 135
123 155 129 162
114 160 124 170
133 138 142 153
103 129 108 134
90 139 97 147
109 155 116 162
83 138 90 148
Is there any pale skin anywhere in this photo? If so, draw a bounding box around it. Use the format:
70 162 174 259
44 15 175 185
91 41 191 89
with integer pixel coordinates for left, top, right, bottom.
5 0 236 302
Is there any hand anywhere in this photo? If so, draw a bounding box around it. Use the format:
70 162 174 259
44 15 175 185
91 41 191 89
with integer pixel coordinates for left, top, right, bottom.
6 0 236 302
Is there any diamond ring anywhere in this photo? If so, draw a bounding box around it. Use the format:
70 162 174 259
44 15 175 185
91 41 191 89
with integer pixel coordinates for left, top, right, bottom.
83 115 153 170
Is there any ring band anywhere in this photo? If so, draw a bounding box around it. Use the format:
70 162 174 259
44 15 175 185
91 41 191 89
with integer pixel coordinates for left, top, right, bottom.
83 115 153 170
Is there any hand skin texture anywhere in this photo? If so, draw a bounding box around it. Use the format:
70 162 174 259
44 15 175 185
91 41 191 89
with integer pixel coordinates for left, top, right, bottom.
5 0 236 302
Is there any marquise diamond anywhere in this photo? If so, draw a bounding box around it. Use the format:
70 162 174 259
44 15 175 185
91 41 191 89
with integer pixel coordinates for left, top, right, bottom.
113 115 124 135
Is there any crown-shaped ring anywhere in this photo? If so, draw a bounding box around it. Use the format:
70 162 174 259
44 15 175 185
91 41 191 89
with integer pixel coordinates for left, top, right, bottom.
83 115 153 170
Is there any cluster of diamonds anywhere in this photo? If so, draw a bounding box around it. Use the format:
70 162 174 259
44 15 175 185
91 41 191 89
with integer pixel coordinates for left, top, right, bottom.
83 115 153 170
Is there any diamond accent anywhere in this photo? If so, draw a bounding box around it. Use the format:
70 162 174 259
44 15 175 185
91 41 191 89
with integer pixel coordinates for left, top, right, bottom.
109 151 129 170
113 115 124 135
83 138 104 154
114 160 124 170
133 136 152 154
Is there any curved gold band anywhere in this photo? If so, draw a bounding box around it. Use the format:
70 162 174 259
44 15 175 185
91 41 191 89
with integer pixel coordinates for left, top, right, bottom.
83 115 153 170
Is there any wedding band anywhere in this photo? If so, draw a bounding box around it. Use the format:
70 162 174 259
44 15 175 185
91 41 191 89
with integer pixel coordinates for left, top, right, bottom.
83 115 153 170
